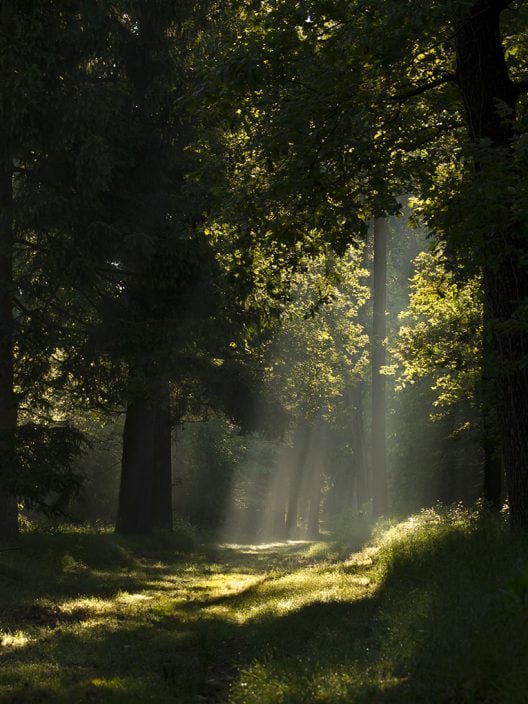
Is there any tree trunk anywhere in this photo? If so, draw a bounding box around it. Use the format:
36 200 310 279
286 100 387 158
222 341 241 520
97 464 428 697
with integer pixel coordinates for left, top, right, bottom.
306 423 325 540
486 264 528 526
284 424 310 536
371 217 388 517
116 396 157 534
481 288 503 509
306 464 321 540
455 1 528 526
350 384 368 509
151 379 173 530
116 375 174 534
0 158 18 540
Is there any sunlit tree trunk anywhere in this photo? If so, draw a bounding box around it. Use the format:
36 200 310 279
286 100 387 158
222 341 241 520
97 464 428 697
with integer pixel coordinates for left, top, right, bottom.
350 385 368 509
371 217 388 517
284 423 310 536
0 158 18 540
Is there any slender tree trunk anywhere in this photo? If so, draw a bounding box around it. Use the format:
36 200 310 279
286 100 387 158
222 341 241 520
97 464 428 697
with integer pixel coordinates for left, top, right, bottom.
350 384 368 509
151 379 173 530
306 422 325 539
481 285 502 509
284 424 310 536
306 464 321 540
486 264 528 526
456 1 528 526
0 158 18 540
371 217 388 516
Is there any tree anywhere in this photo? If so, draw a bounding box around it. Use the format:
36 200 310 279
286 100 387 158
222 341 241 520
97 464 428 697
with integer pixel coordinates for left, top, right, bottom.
0 1 124 538
371 218 389 516
389 246 486 508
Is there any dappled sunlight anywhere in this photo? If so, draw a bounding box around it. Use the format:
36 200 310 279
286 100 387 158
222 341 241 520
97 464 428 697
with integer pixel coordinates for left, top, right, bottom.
115 591 154 605
5 512 512 703
219 539 313 552
0 630 33 650
194 560 373 626
1 535 378 702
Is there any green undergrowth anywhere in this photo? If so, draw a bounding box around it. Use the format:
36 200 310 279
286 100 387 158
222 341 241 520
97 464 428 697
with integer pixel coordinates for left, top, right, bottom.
1 508 528 703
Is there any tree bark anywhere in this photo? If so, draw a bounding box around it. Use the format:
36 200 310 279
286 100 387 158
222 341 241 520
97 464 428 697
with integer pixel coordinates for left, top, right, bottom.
284 423 310 536
116 396 157 534
116 377 174 534
350 384 368 509
151 379 173 530
306 464 321 540
481 283 503 509
485 264 528 526
371 217 388 517
0 157 18 540
306 422 325 539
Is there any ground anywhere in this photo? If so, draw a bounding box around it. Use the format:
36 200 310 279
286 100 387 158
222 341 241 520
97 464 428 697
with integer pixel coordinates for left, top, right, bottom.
2 510 528 703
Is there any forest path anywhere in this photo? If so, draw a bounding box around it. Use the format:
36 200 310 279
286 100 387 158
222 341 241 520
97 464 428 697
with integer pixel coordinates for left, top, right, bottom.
0 533 378 703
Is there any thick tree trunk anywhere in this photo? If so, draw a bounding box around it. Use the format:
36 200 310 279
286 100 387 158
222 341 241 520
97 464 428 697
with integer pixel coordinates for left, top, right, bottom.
116 376 174 534
151 379 173 531
455 1 528 526
116 396 157 534
486 263 528 526
371 218 388 516
0 158 18 540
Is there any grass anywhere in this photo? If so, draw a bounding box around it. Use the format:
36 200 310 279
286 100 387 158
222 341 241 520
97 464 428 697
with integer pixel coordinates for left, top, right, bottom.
1 507 528 703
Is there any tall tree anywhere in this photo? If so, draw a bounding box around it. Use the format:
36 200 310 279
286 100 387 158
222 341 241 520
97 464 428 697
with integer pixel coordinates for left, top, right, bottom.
0 2 121 537
371 218 388 516
106 0 213 534
454 0 527 525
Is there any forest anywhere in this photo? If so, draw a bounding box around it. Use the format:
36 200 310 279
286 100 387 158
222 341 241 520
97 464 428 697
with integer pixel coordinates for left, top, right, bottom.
2 1 528 702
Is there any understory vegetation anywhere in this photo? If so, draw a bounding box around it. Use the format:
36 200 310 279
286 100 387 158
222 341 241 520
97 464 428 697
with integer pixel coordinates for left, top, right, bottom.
2 507 527 703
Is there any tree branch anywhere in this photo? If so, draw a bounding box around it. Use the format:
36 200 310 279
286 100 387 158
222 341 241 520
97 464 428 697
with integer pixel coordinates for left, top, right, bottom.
391 74 457 102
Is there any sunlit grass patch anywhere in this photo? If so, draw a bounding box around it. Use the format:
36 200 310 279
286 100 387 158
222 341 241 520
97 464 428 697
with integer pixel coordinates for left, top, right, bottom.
226 507 528 704
197 560 373 626
0 630 33 649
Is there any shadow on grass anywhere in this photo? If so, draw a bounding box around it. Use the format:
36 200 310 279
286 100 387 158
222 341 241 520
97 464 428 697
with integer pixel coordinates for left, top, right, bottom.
11 524 521 704
0 535 382 703
2 592 381 704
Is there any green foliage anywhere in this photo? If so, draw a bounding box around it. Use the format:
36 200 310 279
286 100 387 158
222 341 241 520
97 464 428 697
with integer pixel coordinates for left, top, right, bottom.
265 245 369 423
66 416 124 523
390 247 482 413
387 247 483 511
